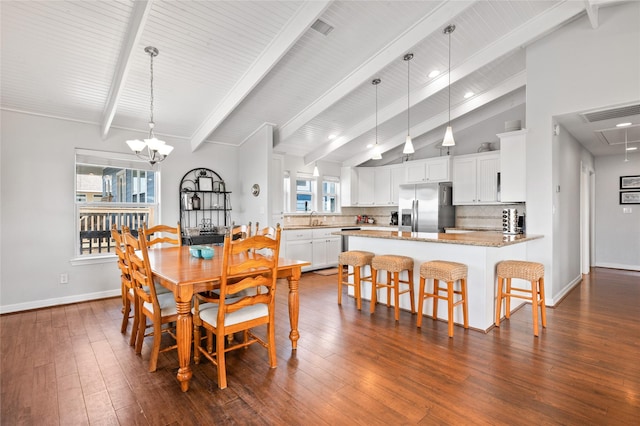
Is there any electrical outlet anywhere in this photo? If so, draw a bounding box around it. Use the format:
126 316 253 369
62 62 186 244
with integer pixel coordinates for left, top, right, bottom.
60 273 68 284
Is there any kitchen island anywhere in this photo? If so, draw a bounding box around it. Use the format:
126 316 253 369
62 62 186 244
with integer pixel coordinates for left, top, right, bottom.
334 229 543 332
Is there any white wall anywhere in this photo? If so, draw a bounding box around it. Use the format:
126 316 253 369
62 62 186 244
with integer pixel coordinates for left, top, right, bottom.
236 123 273 228
526 1 640 303
594 155 640 270
0 110 238 313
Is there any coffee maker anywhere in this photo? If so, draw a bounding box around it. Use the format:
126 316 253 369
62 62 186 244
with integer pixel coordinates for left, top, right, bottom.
390 211 398 225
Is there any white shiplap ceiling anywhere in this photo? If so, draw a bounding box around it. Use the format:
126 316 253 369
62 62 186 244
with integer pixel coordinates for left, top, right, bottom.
1 0 636 166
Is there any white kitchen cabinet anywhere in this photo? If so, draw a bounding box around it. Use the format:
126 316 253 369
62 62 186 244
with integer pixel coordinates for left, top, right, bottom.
374 167 392 205
312 228 341 269
453 152 501 205
282 229 313 271
357 168 375 205
340 167 358 207
498 129 527 202
390 164 406 205
406 157 452 183
283 228 340 271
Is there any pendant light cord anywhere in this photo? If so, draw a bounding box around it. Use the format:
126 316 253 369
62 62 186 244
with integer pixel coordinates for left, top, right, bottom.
375 81 378 144
448 29 451 126
407 56 410 136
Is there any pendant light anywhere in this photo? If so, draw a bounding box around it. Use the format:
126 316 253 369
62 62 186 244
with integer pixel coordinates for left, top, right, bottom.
126 46 173 165
371 78 382 160
403 53 415 154
442 25 456 147
313 162 320 177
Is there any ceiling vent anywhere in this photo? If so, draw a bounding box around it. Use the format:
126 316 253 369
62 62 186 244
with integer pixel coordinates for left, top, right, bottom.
311 19 334 36
580 104 640 123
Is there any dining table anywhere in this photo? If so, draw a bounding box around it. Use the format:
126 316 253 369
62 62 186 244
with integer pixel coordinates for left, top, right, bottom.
146 244 310 392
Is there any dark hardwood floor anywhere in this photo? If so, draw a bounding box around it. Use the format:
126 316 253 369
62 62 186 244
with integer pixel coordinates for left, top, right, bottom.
2 267 639 425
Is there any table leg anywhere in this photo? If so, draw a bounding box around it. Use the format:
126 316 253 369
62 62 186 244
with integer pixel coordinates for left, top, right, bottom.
287 267 301 349
175 299 193 392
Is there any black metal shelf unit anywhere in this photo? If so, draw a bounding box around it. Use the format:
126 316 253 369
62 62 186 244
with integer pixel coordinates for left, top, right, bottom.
179 168 231 245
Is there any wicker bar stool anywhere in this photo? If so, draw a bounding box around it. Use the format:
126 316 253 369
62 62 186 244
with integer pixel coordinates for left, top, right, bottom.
370 255 415 321
496 260 546 336
417 260 468 337
338 251 374 310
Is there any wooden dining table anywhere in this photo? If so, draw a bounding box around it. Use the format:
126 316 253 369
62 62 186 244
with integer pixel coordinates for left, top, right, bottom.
146 245 310 392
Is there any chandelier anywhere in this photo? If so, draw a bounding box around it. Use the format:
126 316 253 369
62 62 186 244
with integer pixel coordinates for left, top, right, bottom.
126 46 173 165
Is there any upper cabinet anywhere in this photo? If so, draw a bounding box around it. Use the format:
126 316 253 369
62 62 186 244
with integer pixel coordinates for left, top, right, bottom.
498 129 527 203
340 166 358 207
357 168 375 206
373 167 391 205
406 157 452 183
452 152 501 205
390 164 407 205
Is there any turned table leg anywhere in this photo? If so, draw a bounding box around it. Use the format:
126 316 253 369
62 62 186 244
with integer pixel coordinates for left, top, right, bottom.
286 268 301 349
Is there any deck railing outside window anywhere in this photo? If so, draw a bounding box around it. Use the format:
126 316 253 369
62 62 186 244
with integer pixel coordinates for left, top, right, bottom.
78 206 154 254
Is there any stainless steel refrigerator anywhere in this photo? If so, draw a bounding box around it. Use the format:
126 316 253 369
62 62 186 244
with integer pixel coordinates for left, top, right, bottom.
398 182 455 232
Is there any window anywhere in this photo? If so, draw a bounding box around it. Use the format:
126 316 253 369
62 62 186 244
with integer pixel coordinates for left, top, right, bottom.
322 176 339 213
75 149 159 256
295 175 314 212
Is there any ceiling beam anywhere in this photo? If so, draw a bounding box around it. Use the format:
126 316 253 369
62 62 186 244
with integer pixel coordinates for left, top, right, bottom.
304 0 584 166
373 88 527 166
189 0 332 152
279 0 476 146
584 0 599 29
101 0 153 139
344 71 527 167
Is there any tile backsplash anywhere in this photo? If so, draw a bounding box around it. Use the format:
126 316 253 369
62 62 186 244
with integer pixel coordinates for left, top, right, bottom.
283 204 524 229
454 204 525 230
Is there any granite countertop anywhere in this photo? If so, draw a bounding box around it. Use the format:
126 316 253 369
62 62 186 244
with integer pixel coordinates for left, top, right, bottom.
283 224 396 230
444 227 502 232
333 229 543 248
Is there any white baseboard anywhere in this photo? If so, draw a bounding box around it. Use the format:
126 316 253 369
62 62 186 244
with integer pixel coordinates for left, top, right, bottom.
547 273 582 306
0 289 120 314
594 262 640 272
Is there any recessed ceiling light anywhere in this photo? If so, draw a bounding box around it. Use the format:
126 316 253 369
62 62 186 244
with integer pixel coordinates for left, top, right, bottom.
328 134 336 140
627 146 638 151
464 92 474 99
616 122 632 127
428 70 440 78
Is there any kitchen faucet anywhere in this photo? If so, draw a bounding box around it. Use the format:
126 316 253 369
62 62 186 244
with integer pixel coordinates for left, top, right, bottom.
309 210 317 226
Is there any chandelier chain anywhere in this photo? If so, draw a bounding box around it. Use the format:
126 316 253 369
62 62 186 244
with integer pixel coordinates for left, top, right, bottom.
149 50 155 131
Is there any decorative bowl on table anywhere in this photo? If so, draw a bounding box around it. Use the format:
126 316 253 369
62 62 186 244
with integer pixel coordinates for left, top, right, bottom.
200 247 214 259
189 246 204 258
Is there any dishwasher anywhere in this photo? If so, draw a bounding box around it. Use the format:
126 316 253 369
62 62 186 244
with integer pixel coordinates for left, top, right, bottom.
340 227 361 252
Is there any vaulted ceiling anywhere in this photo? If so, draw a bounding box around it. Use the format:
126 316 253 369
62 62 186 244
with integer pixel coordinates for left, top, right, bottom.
1 0 636 166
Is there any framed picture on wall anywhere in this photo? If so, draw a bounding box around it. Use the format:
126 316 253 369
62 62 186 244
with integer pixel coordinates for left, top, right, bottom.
620 191 640 204
620 175 640 190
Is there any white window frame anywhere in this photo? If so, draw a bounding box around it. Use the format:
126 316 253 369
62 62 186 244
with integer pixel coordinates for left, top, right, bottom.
74 149 160 260
321 175 340 213
295 172 315 212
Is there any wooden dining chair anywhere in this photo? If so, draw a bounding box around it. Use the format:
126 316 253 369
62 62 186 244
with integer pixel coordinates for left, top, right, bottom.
193 225 282 389
111 224 138 346
231 221 251 240
123 228 178 372
144 222 182 247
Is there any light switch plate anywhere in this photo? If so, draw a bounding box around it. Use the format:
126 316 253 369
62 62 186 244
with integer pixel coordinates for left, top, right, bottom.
623 207 632 214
